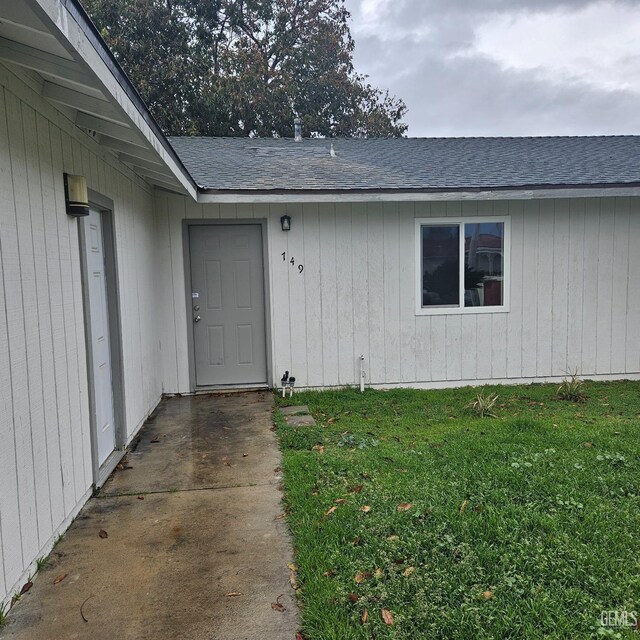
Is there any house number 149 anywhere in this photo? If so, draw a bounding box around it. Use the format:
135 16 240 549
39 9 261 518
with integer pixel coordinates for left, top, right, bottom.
282 252 304 274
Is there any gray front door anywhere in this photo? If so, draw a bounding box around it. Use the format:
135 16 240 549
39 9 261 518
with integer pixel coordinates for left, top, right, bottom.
189 224 267 386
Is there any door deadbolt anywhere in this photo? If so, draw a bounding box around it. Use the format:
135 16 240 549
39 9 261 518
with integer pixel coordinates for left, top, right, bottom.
193 305 200 311
194 315 201 323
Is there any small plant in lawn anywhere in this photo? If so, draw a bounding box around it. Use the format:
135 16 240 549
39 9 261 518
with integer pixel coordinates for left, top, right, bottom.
467 388 499 418
0 601 7 626
557 369 586 402
35 556 47 572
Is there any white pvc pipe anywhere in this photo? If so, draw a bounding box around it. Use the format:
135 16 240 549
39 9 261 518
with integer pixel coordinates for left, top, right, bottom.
359 355 365 393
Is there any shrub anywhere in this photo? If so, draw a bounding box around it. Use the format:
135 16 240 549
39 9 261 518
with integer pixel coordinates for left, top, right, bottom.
466 389 499 418
557 370 586 402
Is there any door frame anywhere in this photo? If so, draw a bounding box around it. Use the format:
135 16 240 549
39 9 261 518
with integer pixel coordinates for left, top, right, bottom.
182 219 273 391
78 190 127 487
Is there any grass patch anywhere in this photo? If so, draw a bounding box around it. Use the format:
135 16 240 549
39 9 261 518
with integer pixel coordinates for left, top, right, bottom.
276 381 640 639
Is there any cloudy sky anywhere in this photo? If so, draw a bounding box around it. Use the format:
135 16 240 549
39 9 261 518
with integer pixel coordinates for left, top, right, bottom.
345 0 640 136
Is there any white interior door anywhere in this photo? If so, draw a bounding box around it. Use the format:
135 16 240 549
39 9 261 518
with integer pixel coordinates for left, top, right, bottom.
82 209 116 466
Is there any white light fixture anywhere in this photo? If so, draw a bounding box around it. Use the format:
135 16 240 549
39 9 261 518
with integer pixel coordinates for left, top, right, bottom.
64 173 89 217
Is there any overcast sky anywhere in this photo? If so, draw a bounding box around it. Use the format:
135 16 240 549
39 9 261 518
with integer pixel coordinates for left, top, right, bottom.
345 0 640 136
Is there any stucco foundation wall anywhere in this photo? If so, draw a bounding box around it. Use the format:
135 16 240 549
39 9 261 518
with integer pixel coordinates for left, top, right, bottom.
156 193 640 393
0 63 162 604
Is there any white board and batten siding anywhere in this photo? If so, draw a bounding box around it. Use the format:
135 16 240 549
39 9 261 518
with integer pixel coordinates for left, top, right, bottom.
0 62 163 604
155 194 640 392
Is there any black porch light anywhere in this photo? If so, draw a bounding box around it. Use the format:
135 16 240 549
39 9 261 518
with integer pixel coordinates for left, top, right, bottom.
280 214 291 231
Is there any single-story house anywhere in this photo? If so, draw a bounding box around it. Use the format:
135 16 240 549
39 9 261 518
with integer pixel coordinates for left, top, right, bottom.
1 0 640 610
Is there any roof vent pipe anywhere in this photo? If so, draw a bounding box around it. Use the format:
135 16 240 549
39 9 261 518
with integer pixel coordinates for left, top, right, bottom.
294 117 302 142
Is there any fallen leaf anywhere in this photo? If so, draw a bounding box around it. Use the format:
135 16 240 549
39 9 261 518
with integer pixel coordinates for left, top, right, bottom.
473 505 484 513
98 529 108 539
350 485 363 494
312 445 325 455
296 633 305 640
352 536 362 546
327 418 336 424
348 593 359 603
460 499 469 514
287 562 298 572
225 592 243 597
583 442 593 448
397 503 412 512
374 568 383 578
150 436 160 443
360 505 371 513
482 590 494 600
222 456 233 467
325 506 338 516
355 571 372 584
271 594 286 612
137 495 145 500
20 581 33 595
362 609 369 624
403 566 415 577
335 498 346 504
289 574 298 590
322 569 337 578
387 535 399 541
381 609 394 625
53 573 67 585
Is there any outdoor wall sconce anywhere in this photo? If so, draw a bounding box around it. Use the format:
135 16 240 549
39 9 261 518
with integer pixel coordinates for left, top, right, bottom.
280 214 291 231
64 173 89 217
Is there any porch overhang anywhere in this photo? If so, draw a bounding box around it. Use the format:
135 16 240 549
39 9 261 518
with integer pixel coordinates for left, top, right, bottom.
0 0 197 198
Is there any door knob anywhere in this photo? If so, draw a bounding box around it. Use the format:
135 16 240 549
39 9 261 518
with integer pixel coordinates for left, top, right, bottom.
194 315 201 323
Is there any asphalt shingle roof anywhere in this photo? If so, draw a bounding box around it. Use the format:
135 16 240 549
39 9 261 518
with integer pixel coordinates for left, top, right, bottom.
168 136 640 192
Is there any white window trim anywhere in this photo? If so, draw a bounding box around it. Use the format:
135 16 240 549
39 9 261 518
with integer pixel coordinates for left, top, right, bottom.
415 216 511 316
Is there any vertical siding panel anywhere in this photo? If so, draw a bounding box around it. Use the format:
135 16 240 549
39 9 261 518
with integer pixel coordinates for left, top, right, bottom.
536 199 554 377
167 193 189 391
36 114 66 527
383 202 401 383
287 205 307 386
48 124 75 514
367 203 385 384
626 198 640 373
268 206 291 382
551 200 570 376
155 194 178 392
610 197 630 373
398 203 416 383
475 315 492 380
596 199 614 374
430 316 447 381
566 199 585 373
60 130 86 500
581 199 600 374
0 86 24 592
414 203 431 382
491 314 507 380
460 315 477 381
506 201 524 378
302 204 323 386
5 91 40 564
521 201 539 377
335 203 355 385
319 204 339 385
446 315 462 380
21 103 54 545
351 204 369 385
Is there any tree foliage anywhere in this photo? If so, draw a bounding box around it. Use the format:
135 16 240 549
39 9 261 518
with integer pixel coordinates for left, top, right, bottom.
83 0 408 137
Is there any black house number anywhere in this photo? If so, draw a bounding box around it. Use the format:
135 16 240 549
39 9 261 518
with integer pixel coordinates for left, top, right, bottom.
281 252 304 274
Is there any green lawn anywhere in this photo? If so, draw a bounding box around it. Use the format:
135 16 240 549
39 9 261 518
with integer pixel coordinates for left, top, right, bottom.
276 381 640 639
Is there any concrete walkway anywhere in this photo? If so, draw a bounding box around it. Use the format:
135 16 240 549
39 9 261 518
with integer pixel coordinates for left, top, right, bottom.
1 392 299 640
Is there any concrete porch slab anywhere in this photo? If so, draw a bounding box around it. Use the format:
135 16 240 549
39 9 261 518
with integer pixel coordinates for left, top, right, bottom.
1 393 299 640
